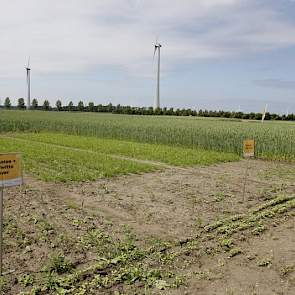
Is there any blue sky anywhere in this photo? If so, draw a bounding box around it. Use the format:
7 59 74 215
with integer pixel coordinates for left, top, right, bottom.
1 0 295 113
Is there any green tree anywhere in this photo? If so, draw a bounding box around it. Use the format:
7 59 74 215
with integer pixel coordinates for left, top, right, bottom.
56 100 62 111
4 97 11 109
78 101 84 112
17 98 25 109
106 103 113 112
264 112 271 120
68 101 74 111
97 104 103 112
31 99 38 109
154 107 162 115
88 102 95 112
242 113 250 119
43 100 50 111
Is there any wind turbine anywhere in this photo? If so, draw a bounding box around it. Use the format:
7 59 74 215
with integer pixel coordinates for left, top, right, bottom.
26 57 31 110
261 103 268 123
153 41 162 110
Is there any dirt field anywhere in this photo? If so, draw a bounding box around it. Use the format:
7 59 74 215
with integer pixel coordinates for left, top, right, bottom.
2 159 295 294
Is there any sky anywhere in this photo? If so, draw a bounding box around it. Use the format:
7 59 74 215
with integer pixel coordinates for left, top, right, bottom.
1 0 295 113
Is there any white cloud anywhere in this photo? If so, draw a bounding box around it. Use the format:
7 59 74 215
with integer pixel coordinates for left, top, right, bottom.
0 0 295 80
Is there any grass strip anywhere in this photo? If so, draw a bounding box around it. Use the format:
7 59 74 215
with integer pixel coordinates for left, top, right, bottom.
0 137 156 182
9 132 240 166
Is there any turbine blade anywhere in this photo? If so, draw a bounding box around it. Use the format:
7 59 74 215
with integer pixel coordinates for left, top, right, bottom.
153 35 160 59
27 56 30 68
153 46 157 59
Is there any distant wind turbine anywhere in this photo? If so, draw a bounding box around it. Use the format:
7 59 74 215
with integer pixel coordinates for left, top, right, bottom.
26 57 31 110
153 41 162 110
261 103 268 123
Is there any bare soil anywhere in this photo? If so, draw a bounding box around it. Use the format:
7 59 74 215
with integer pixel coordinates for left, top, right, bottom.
2 159 295 294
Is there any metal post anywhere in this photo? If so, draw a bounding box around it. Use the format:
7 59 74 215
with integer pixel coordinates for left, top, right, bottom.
242 158 250 202
0 187 3 276
27 69 31 110
156 46 160 109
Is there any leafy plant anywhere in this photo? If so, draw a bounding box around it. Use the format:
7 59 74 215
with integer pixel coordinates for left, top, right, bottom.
19 274 35 287
44 254 74 274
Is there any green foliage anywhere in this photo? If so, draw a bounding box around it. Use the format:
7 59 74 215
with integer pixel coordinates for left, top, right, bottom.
21 225 181 294
31 99 38 109
78 101 84 112
88 102 95 112
0 276 7 290
56 100 62 111
280 265 294 276
43 100 50 111
204 195 295 236
0 111 294 161
257 258 272 267
0 136 156 182
34 217 55 241
9 132 239 167
4 97 11 109
0 132 238 182
19 274 35 287
79 229 111 251
220 238 234 250
67 101 74 111
228 247 242 257
214 192 229 202
17 98 26 109
44 254 74 274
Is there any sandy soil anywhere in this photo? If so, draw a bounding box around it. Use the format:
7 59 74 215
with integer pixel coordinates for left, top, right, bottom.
2 159 295 294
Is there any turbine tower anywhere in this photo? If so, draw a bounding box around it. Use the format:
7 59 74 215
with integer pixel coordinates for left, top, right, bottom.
154 41 162 110
26 57 31 110
261 103 268 123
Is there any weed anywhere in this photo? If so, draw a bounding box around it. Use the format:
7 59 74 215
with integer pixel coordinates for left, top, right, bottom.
0 276 7 292
280 265 294 276
251 223 267 235
214 192 228 202
257 258 272 267
66 200 80 210
19 274 35 287
44 254 74 274
194 269 223 281
220 238 234 251
228 247 242 258
154 279 169 290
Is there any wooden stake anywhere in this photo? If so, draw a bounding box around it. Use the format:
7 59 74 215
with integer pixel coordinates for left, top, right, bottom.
0 187 3 276
242 158 250 202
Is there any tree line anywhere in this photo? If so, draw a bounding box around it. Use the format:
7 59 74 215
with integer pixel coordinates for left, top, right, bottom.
0 97 294 121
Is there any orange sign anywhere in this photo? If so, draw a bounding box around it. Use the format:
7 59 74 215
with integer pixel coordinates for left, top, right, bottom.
243 139 255 158
0 153 23 187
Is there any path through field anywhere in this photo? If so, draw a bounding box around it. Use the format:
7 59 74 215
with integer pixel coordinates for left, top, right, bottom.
2 159 295 294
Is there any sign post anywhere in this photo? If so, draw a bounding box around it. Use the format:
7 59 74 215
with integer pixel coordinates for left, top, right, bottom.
242 140 255 202
0 153 23 276
0 187 3 276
